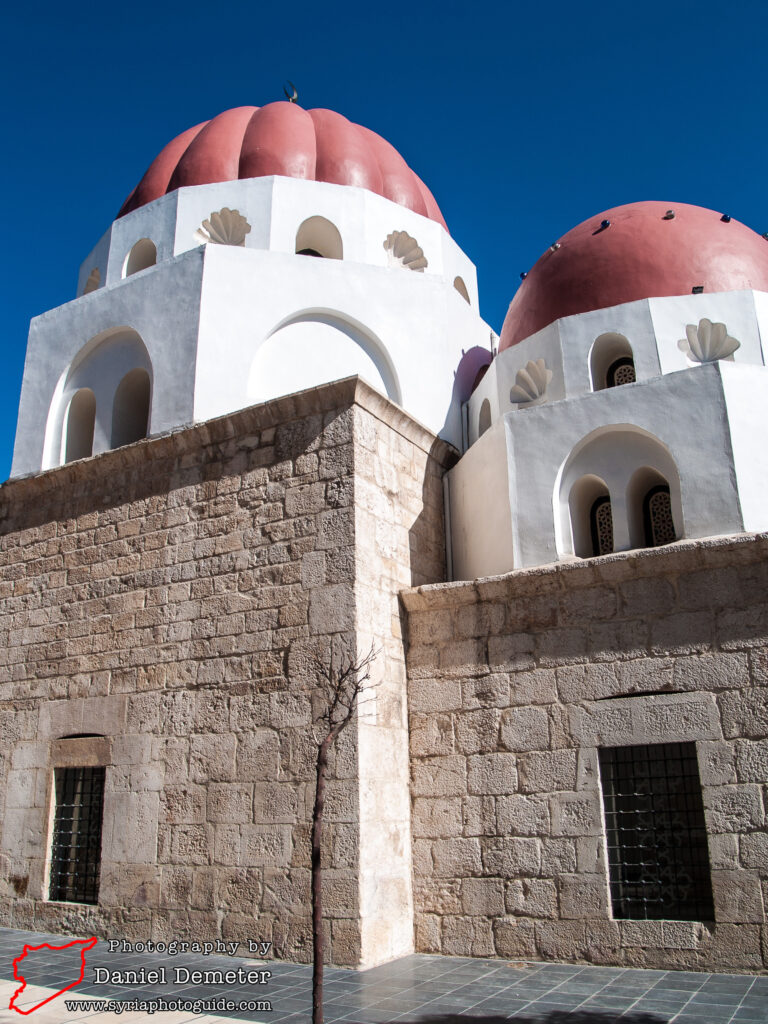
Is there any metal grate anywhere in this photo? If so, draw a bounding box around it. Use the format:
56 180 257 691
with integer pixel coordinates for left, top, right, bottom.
607 357 636 387
590 496 614 556
598 742 714 921
49 766 105 904
644 485 676 547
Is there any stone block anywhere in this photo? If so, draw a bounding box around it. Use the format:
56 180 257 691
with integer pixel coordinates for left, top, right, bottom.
740 831 768 869
704 784 764 832
461 674 510 709
462 795 497 836
481 837 540 877
534 919 588 959
518 750 577 794
308 584 354 633
735 739 768 782
697 740 736 786
711 870 765 923
556 663 617 702
673 652 749 693
461 877 505 916
505 878 557 918
241 824 292 867
432 838 482 878
487 634 535 673
409 677 463 714
253 782 299 824
410 714 455 757
550 792 603 838
496 795 550 837
719 688 768 739
467 752 518 795
455 709 501 754
206 784 253 824
189 733 237 783
558 873 608 918
492 916 537 958
415 913 441 953
412 797 463 839
499 706 550 752
106 792 159 864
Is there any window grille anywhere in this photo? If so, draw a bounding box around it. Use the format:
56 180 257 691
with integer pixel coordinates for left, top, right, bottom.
49 766 105 904
590 496 614 556
607 357 636 387
643 484 676 547
598 742 714 921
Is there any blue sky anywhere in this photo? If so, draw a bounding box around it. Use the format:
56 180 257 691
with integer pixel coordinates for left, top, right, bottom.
2 0 767 480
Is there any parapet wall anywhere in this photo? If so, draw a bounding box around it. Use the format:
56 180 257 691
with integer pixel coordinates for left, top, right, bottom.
403 535 768 972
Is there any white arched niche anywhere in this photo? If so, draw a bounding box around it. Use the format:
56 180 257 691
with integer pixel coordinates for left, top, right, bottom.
555 425 682 558
44 328 153 469
63 388 96 463
123 238 157 277
295 217 343 260
248 311 401 406
589 333 636 391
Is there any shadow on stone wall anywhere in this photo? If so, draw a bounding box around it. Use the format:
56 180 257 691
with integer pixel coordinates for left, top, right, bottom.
406 436 458 588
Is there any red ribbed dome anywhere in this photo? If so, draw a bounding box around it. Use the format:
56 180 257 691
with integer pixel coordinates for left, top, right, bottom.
118 102 447 230
500 201 768 350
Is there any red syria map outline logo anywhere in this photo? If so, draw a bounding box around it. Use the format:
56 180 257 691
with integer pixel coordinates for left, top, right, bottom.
9 936 98 1015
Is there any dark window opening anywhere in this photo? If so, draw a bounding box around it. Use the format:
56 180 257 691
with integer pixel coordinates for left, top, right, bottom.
607 357 636 388
643 484 676 547
590 495 614 556
598 742 714 921
49 766 105 904
297 248 323 258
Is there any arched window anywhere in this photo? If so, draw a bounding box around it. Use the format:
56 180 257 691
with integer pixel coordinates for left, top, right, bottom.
478 399 492 437
64 389 96 463
295 216 343 260
590 333 636 391
453 276 470 303
590 495 614 556
568 474 612 558
471 364 489 394
643 484 676 547
111 368 151 448
626 466 678 549
123 238 157 277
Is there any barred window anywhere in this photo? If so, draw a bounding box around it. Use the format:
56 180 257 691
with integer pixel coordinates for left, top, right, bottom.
643 484 676 547
598 743 714 921
590 495 614 556
49 766 105 904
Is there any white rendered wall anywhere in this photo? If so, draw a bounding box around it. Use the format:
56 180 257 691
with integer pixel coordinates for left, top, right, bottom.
466 290 768 445
194 244 488 448
77 177 479 308
451 366 749 578
719 363 768 533
448 418 514 581
12 250 203 477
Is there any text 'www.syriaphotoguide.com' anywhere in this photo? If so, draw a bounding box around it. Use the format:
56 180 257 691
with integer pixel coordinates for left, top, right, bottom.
63 997 272 1014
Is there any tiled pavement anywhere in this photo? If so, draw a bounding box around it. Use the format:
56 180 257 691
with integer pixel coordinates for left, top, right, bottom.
0 928 766 1023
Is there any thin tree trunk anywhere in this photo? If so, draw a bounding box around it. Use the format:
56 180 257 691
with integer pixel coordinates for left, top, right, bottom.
312 736 331 1024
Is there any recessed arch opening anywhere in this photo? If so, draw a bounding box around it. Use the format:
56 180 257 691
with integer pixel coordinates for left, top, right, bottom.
569 475 612 558
111 368 151 448
478 399 492 437
627 465 678 549
64 389 96 463
590 333 635 391
453 276 470 303
295 217 343 260
123 238 157 277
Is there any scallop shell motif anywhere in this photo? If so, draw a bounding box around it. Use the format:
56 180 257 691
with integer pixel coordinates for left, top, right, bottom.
678 318 740 363
510 358 553 405
383 230 428 272
195 208 252 247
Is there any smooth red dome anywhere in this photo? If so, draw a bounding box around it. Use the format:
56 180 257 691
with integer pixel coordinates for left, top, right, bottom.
500 201 768 350
118 102 447 230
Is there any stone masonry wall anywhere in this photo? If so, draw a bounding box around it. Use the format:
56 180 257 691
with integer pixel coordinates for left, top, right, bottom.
0 377 451 967
403 534 768 972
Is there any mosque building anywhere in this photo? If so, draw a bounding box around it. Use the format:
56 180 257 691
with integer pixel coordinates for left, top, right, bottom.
1 100 767 973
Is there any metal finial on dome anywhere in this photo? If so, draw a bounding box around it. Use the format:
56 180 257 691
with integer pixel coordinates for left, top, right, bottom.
283 80 298 103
